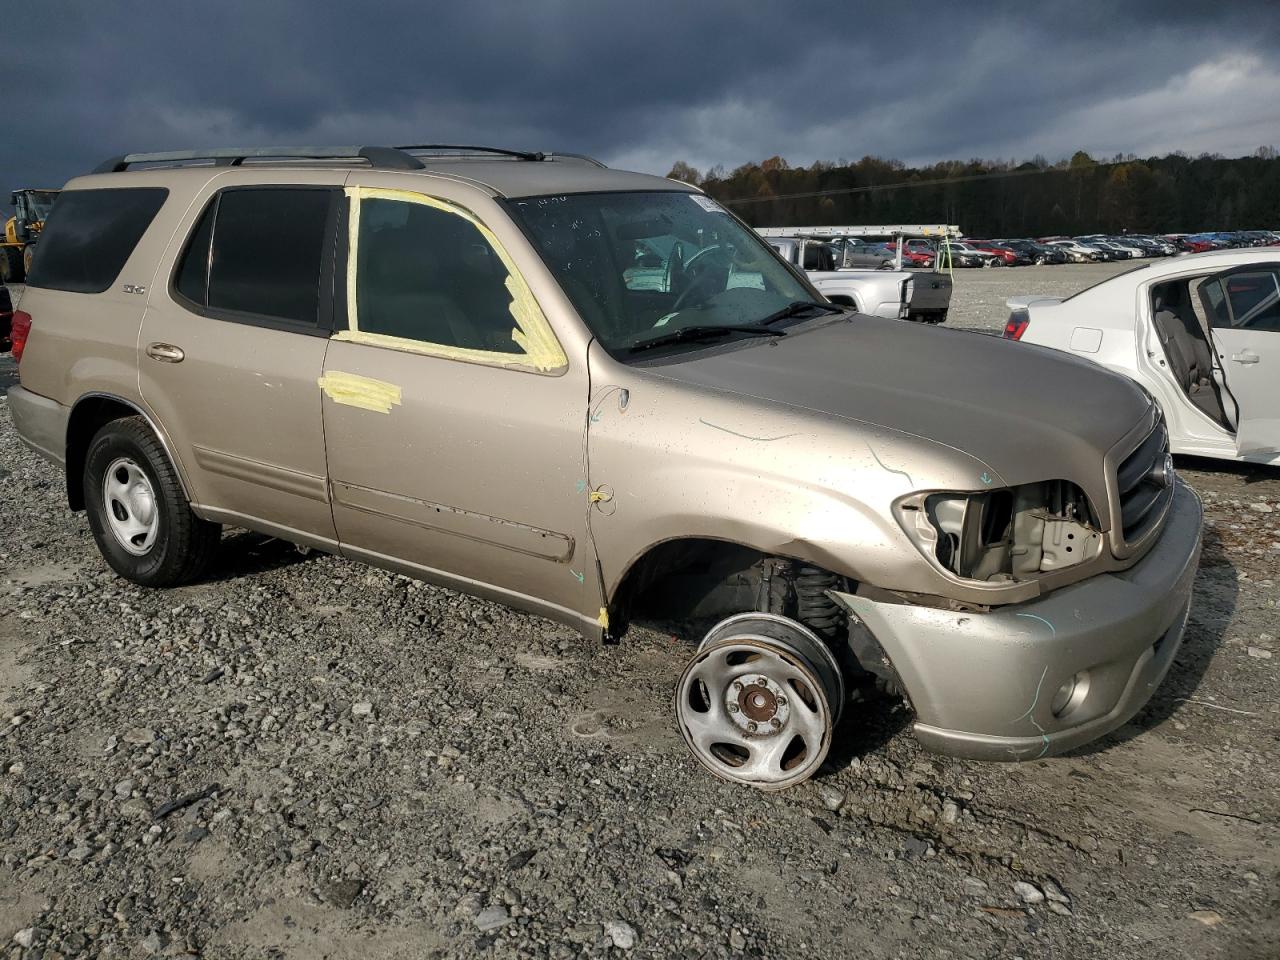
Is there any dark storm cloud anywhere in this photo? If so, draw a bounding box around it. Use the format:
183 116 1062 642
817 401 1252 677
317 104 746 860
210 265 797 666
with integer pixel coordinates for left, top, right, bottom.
7 0 1280 192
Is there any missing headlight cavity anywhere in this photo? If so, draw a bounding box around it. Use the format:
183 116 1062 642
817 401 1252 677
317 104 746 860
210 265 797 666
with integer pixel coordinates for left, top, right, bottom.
920 480 1101 581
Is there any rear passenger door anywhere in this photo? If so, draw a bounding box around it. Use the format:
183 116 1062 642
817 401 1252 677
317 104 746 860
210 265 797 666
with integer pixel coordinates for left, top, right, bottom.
1199 264 1280 457
139 176 342 546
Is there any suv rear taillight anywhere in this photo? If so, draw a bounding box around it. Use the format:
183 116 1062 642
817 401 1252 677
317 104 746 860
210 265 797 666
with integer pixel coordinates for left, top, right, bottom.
1003 309 1029 340
10 310 32 362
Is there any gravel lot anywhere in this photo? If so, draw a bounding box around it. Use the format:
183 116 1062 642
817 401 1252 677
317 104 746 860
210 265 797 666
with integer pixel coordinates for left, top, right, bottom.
2 267 1277 959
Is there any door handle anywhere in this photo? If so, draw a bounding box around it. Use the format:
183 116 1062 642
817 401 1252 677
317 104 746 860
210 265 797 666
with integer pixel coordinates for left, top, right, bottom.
145 342 185 363
1230 351 1260 365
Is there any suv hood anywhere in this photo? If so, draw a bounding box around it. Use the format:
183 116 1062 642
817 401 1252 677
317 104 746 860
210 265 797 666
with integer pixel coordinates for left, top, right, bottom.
649 316 1151 493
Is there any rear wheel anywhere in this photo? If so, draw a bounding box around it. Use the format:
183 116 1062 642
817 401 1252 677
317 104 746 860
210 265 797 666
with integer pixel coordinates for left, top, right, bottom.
83 417 220 586
22 244 34 276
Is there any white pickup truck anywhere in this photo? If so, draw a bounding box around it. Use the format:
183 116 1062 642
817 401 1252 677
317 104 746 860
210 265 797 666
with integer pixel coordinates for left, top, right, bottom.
764 236 951 323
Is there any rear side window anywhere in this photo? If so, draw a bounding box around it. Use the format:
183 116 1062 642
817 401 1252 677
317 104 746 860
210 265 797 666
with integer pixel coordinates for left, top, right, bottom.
1221 270 1280 332
173 188 334 327
174 202 214 306
27 188 168 293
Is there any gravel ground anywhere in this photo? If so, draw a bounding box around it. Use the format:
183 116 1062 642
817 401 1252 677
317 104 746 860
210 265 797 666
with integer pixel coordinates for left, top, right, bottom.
2 267 1278 959
943 260 1138 334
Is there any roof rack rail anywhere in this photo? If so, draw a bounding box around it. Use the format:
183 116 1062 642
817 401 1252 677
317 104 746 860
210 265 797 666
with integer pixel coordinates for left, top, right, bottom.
397 144 546 162
396 144 607 168
92 146 425 174
549 152 608 169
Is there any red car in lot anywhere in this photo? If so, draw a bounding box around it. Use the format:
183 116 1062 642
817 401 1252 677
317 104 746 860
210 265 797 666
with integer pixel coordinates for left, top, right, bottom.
965 240 1029 266
1171 235 1216 253
873 241 935 268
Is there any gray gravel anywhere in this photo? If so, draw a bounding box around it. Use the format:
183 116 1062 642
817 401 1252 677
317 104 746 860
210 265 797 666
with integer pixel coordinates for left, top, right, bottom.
943 260 1138 333
2 267 1279 958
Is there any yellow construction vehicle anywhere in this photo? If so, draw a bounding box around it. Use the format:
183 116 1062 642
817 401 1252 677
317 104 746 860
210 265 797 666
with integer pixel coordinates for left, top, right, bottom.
3 188 59 282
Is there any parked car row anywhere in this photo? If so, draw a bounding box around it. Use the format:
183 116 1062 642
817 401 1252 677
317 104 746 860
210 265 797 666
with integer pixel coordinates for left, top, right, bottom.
913 230 1280 267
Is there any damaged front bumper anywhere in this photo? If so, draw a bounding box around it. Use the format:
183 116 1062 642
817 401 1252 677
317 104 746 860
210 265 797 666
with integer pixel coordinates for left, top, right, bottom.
833 481 1202 761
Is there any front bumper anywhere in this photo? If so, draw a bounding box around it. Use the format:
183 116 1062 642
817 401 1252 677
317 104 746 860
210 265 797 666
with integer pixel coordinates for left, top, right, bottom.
833 481 1202 761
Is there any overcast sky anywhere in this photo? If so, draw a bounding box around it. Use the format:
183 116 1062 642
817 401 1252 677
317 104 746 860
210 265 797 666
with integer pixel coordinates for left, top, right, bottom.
8 1 1280 193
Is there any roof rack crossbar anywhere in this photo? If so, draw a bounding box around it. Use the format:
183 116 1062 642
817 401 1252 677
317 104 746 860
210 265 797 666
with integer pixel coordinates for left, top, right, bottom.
93 146 425 174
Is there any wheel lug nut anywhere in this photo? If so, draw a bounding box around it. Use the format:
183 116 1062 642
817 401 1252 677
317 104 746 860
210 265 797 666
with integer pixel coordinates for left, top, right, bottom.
747 722 757 732
770 718 781 728
727 703 739 713
733 681 743 692
776 696 787 707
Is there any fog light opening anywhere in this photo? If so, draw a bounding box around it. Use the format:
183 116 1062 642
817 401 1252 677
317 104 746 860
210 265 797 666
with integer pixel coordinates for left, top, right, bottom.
1050 671 1090 718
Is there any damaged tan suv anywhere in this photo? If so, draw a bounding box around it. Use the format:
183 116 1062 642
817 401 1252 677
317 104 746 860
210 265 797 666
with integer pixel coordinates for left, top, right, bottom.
9 145 1202 790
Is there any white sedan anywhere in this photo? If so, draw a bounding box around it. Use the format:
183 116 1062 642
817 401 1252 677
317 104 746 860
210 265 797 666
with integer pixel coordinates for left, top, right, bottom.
1005 250 1280 465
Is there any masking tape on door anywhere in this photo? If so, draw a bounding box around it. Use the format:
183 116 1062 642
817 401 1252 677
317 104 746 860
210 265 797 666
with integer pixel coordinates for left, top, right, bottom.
341 187 567 374
318 370 403 414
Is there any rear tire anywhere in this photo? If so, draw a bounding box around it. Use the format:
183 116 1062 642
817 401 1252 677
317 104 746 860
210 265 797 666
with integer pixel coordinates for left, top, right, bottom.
83 417 220 587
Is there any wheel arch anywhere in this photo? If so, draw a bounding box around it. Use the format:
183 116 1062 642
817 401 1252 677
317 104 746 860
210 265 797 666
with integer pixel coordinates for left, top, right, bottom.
824 292 860 312
65 393 192 510
604 533 852 638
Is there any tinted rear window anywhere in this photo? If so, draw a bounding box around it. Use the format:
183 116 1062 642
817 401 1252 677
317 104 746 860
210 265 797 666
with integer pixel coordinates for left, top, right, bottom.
205 188 332 325
27 188 168 293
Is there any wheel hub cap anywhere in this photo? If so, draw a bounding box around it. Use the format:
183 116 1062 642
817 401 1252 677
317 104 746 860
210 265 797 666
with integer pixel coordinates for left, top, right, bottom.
102 457 159 556
731 675 787 730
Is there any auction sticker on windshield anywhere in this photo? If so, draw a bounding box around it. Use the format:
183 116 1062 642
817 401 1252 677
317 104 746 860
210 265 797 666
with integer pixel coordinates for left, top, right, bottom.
690 195 727 214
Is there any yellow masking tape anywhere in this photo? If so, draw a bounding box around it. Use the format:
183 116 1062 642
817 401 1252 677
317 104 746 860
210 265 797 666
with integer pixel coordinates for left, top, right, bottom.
342 187 567 374
318 370 403 414
597 607 610 630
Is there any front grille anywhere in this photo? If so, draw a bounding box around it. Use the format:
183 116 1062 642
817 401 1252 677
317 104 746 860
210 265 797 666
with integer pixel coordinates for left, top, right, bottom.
1115 420 1172 543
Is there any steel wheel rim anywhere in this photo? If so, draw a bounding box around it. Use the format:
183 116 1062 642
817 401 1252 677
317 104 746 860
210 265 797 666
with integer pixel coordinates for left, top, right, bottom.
102 457 159 556
677 634 836 791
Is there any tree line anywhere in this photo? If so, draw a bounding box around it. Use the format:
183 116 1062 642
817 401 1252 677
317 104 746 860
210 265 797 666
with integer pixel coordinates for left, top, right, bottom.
667 148 1280 237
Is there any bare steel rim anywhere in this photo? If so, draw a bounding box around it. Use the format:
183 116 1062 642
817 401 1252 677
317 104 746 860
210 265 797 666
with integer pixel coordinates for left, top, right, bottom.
676 613 845 791
101 457 159 556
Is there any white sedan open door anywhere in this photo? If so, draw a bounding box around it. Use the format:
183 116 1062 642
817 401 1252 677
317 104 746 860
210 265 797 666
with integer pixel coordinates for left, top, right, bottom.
1200 264 1280 458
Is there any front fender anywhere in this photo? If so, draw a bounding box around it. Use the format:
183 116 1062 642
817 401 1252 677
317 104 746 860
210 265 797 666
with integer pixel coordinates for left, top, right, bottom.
585 349 1007 605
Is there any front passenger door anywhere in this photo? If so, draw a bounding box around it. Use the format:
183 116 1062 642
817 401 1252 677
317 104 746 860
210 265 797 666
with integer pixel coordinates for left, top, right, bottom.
320 186 594 629
1200 264 1280 457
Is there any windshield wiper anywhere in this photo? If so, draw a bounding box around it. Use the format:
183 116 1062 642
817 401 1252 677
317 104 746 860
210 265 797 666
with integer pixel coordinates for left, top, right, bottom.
626 324 786 355
758 300 844 325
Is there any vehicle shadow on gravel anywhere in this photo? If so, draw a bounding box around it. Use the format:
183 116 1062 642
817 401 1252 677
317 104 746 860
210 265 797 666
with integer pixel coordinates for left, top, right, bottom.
201 530 319 582
1068 525 1236 755
1176 453 1278 486
0 356 17 396
821 688 912 775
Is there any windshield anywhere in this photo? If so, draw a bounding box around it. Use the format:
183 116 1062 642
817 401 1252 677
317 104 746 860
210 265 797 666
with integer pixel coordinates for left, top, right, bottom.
506 191 825 356
26 191 57 221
